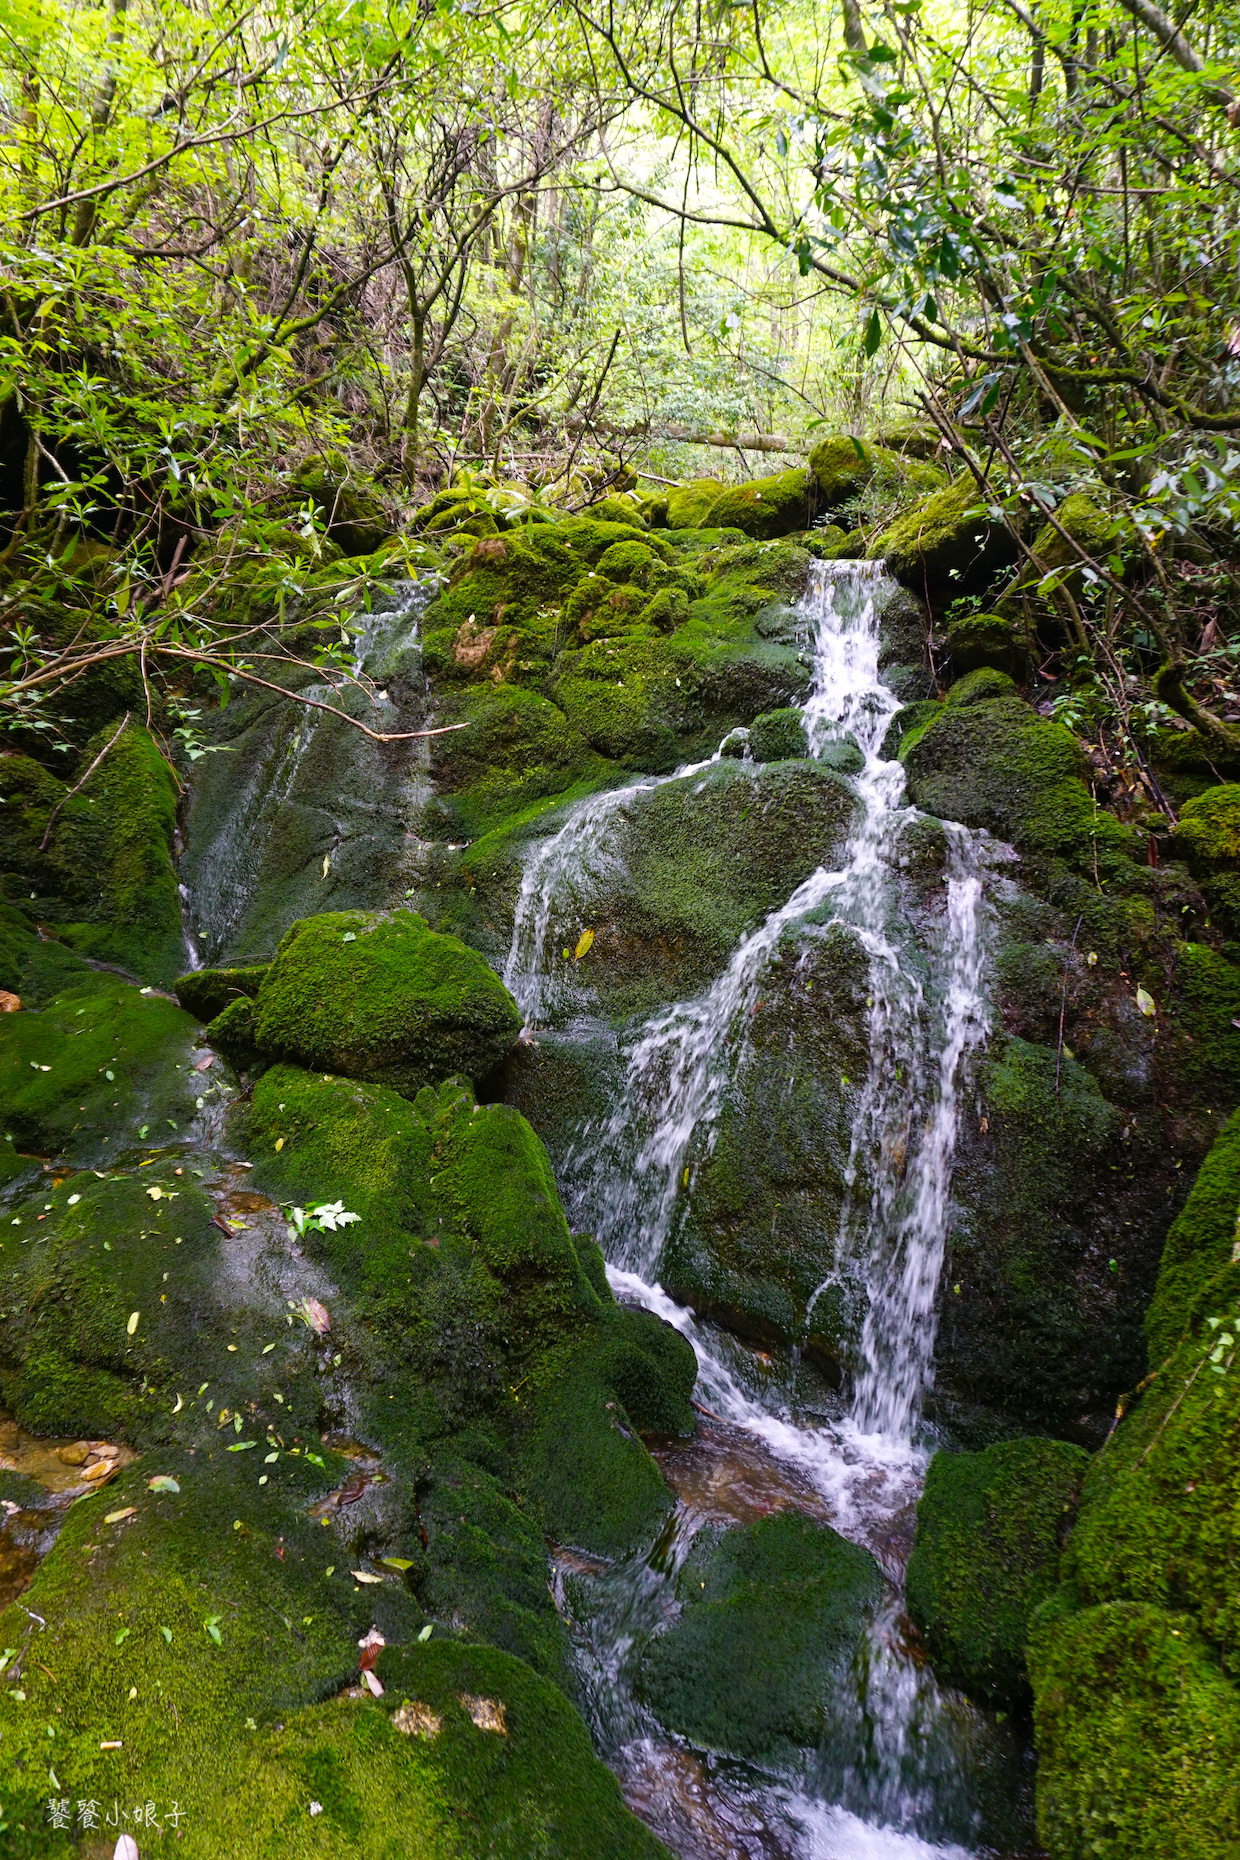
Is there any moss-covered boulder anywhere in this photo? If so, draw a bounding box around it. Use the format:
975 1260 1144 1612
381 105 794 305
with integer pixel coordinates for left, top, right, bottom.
901 669 1142 883
1144 1105 1240 1365
808 434 880 509
944 610 1031 680
748 706 809 761
0 1449 667 1859
870 477 1019 603
906 1437 1088 1705
706 468 815 539
515 1307 696 1558
251 910 521 1095
665 479 728 529
1028 1598 1240 1860
174 962 269 1022
292 455 393 555
1 722 185 984
1029 492 1138 589
632 1510 884 1761
1171 784 1240 945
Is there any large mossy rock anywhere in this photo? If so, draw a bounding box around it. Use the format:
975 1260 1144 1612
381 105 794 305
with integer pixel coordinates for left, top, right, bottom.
1144 1104 1240 1365
0 1450 667 1859
0 972 202 1162
944 609 1031 681
1 721 185 984
252 910 521 1095
632 1510 884 1761
706 467 815 539
907 1437 1088 1706
1026 1113 1240 1857
1171 783 1240 946
1028 1599 1240 1860
901 668 1142 882
870 477 1019 603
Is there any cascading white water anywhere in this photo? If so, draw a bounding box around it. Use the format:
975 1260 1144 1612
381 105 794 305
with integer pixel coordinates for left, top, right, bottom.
504 560 1006 1858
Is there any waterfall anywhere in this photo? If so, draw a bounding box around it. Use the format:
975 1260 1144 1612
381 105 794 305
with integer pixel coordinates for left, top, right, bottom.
503 560 1009 1857
181 579 430 964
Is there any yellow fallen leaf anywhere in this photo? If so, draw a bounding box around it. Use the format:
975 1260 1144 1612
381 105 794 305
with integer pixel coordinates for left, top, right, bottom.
127 1311 140 1335
1135 985 1157 1018
275 1137 284 1151
573 928 595 961
352 1570 384 1584
104 1508 137 1525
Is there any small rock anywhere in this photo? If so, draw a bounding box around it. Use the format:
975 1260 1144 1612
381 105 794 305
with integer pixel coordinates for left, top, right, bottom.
460 1693 507 1734
392 1701 442 1739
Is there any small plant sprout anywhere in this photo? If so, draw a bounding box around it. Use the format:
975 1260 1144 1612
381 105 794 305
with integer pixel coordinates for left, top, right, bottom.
286 1201 360 1239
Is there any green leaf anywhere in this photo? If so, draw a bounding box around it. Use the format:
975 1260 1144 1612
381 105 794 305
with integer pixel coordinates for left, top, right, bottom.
862 309 882 357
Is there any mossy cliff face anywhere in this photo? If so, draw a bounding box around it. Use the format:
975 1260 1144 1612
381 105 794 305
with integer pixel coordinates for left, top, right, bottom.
2 721 185 985
0 902 676 1854
179 577 433 966
968 1113 1240 1860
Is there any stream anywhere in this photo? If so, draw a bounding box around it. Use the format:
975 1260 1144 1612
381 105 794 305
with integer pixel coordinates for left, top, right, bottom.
504 562 1034 1858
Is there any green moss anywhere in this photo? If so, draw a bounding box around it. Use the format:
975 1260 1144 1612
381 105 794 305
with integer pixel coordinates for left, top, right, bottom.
252 910 520 1096
203 990 259 1060
0 901 99 1006
175 963 269 1021
1029 492 1137 586
870 476 1019 602
0 975 201 1160
428 684 602 838
1 723 185 985
1061 1300 1240 1678
515 1308 694 1558
1027 1599 1240 1860
808 435 880 508
1145 1107 1240 1363
372 1638 671 1860
665 479 727 529
944 610 1031 680
0 1168 315 1441
906 1437 1088 1705
632 1510 884 1760
748 707 809 761
934 1037 1140 1432
249 1061 433 1264
584 493 648 529
902 674 1142 883
1167 941 1240 1103
706 468 815 539
1171 785 1240 942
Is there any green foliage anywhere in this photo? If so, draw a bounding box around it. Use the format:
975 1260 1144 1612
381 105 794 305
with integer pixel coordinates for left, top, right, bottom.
252 910 521 1097
907 1438 1088 1706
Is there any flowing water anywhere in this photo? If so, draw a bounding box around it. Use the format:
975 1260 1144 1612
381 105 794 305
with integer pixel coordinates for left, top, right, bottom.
181 578 432 966
505 563 1030 1857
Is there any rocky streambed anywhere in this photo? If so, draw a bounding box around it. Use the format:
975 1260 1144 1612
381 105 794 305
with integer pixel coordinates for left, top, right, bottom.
2 467 1239 1857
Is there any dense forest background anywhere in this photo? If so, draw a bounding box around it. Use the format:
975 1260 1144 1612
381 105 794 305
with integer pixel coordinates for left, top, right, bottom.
2 0 1239 784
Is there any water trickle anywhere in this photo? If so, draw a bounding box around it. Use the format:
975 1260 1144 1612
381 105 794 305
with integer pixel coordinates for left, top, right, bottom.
181 579 431 965
499 560 1016 1855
